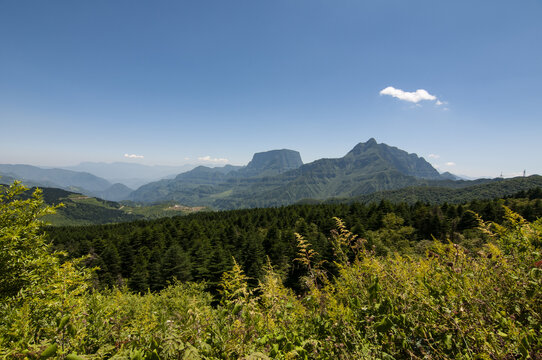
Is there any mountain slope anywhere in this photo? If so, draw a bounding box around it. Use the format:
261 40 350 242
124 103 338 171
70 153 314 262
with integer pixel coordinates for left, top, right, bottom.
12 187 207 226
0 164 115 196
130 149 303 203
130 139 453 209
0 164 144 201
94 183 134 202
342 138 441 179
62 162 196 188
345 175 542 205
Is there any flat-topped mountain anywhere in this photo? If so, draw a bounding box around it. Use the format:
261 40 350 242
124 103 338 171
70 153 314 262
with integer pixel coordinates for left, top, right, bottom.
171 149 303 182
239 149 303 177
130 149 303 203
129 139 454 208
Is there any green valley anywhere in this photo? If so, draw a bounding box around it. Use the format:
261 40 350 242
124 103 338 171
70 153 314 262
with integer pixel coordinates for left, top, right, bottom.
22 187 208 226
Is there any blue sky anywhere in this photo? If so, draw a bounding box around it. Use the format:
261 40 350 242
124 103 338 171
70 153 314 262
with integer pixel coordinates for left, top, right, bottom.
1 0 541 178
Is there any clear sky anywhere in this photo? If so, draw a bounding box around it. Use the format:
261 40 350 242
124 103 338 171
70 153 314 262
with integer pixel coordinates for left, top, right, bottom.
1 0 541 178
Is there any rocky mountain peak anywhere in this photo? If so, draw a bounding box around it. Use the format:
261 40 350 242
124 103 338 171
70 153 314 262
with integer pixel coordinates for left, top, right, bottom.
344 138 442 180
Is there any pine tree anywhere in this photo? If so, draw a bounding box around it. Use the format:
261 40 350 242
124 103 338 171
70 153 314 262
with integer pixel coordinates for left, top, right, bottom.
161 244 192 283
129 253 149 293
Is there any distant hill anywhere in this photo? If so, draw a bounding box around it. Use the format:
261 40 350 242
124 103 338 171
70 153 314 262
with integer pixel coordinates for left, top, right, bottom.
0 164 112 192
14 187 141 226
0 164 141 202
13 187 207 226
324 175 542 205
130 139 459 209
62 162 195 189
440 171 462 181
94 183 134 202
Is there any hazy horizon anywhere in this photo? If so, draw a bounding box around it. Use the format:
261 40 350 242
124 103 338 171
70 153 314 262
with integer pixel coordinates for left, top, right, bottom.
0 140 534 181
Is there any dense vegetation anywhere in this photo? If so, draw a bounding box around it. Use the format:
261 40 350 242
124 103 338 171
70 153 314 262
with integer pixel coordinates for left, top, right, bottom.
26 176 542 228
23 187 206 226
345 175 542 205
1 181 541 358
47 187 542 294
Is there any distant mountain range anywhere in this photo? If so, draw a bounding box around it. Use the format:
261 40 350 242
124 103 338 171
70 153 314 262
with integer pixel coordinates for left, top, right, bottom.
0 164 131 201
4 139 540 211
129 139 467 208
0 162 200 201
61 162 195 189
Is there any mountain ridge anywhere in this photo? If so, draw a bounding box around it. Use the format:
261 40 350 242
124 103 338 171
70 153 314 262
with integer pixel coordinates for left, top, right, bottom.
129 139 457 208
62 162 195 188
0 164 133 202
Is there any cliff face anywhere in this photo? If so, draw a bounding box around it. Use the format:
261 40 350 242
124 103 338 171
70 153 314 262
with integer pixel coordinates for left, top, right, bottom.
241 149 303 176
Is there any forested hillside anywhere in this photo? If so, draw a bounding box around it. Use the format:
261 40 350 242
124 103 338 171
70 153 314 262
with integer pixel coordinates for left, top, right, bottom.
47 187 542 294
28 187 208 226
1 182 541 358
334 175 542 205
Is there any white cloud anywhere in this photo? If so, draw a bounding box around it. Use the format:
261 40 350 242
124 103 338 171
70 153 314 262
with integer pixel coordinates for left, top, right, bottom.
124 153 144 159
445 162 456 166
428 154 440 159
198 155 229 164
380 86 439 104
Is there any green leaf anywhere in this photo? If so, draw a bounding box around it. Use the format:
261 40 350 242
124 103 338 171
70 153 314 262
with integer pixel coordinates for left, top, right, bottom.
39 344 57 359
65 354 85 360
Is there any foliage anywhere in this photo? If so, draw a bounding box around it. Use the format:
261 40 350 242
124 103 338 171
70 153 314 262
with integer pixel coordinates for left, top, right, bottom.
0 182 59 298
351 177 542 206
0 182 95 358
1 181 541 358
47 189 542 293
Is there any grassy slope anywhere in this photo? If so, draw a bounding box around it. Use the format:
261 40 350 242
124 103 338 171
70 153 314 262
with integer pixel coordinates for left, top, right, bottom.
32 187 207 226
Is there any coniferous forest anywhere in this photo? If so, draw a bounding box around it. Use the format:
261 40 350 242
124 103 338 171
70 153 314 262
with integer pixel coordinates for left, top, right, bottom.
46 188 542 295
1 181 541 359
